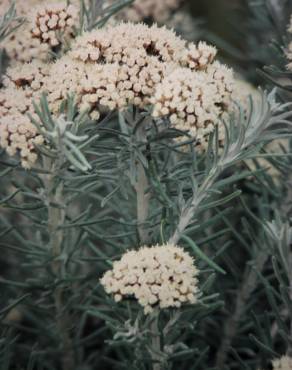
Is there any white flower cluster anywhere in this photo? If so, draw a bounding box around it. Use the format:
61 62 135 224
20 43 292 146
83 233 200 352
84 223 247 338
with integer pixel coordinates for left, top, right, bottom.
272 356 292 370
109 0 183 23
0 62 49 168
1 0 80 64
68 23 185 111
0 22 234 167
68 25 234 150
151 61 233 151
100 244 199 314
30 2 78 48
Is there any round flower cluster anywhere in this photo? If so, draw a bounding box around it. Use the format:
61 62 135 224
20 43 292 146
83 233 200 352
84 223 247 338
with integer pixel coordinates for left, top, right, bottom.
110 0 183 23
30 2 78 48
1 0 80 64
151 62 233 151
42 56 88 115
0 62 49 168
64 23 185 111
70 22 185 64
100 244 199 314
68 24 234 143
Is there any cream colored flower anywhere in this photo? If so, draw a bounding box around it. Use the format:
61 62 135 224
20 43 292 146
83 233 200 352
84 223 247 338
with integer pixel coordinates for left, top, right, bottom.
1 0 80 64
68 23 186 108
182 42 217 71
70 22 186 64
43 56 89 115
1 21 236 166
0 62 48 168
100 244 199 314
69 22 234 127
0 113 43 169
151 63 234 152
30 2 78 47
3 61 50 90
1 0 48 63
272 356 292 370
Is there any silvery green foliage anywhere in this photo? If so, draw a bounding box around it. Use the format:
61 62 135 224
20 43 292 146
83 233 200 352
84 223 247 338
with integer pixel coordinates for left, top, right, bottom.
226 1 292 368
0 1 23 43
1 2 292 370
221 0 292 83
0 1 23 80
0 84 291 370
79 0 134 30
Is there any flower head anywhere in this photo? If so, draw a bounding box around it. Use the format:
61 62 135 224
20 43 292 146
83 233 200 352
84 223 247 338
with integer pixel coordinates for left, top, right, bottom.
0 21 235 166
100 244 199 314
70 22 185 64
151 62 234 152
43 56 90 115
0 62 48 168
1 0 80 64
68 23 186 109
30 2 78 47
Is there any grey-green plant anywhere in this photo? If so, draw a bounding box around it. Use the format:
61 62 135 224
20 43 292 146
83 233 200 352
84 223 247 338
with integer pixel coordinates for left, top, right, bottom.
0 1 24 80
1 1 292 370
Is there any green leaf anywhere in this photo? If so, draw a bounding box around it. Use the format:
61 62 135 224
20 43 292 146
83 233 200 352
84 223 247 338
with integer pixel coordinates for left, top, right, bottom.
249 334 278 356
0 294 31 317
181 234 226 274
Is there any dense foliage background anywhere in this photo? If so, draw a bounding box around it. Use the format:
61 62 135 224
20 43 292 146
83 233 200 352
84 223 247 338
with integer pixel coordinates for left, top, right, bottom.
1 1 292 370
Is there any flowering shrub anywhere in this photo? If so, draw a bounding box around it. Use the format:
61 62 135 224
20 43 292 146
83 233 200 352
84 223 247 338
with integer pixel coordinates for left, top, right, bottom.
0 1 292 370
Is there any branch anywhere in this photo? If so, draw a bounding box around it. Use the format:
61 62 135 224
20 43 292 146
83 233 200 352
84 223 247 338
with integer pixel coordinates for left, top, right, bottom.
43 157 75 370
215 250 268 369
134 122 150 244
169 91 292 245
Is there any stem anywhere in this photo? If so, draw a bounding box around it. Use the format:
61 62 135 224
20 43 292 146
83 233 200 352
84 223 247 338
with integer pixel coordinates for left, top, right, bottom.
43 158 75 370
151 313 162 370
280 173 292 354
135 123 150 244
215 251 268 369
135 160 150 244
288 250 292 356
169 168 219 245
